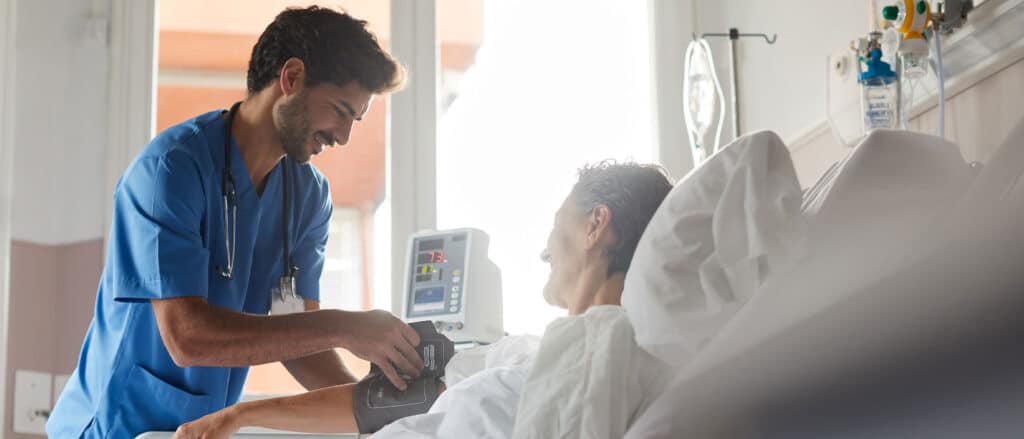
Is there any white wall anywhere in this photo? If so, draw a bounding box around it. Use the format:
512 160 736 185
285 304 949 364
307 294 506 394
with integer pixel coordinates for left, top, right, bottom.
695 0 869 145
4 2 113 436
790 56 1024 186
5 1 112 431
11 0 110 245
695 0 1024 185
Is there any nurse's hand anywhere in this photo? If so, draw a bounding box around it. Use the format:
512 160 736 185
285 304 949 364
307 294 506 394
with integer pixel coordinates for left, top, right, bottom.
172 408 240 439
341 310 423 390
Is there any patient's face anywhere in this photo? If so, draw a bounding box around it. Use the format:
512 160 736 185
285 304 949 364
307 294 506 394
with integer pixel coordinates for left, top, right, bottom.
541 193 587 308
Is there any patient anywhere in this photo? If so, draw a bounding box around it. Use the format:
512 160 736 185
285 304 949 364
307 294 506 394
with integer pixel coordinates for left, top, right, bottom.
379 161 676 438
172 161 673 438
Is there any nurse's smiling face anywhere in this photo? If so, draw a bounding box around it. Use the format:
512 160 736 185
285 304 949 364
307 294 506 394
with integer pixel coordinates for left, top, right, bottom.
273 65 373 164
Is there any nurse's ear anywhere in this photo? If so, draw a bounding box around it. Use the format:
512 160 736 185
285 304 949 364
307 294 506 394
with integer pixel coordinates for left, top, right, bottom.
278 57 307 97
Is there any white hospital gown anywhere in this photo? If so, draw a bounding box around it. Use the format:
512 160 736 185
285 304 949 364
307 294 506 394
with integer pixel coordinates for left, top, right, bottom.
511 305 672 439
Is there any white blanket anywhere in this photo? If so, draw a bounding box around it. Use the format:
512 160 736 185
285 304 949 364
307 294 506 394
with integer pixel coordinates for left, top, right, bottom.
371 335 539 439
373 306 669 439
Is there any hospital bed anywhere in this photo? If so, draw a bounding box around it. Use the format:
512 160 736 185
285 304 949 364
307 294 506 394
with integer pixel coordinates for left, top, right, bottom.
137 430 351 438
137 431 349 439
624 120 1024 437
137 121 1024 438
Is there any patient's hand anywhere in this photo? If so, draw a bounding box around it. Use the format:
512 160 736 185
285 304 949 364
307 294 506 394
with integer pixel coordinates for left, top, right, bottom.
172 406 240 439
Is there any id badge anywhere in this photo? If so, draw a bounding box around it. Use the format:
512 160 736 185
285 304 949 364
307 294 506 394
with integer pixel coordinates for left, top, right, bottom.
270 276 304 315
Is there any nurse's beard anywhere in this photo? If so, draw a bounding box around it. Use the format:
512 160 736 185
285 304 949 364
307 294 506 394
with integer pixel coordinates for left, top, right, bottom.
276 94 313 164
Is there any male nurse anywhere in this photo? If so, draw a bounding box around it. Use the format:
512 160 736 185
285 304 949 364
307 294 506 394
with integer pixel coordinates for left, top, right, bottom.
47 6 424 438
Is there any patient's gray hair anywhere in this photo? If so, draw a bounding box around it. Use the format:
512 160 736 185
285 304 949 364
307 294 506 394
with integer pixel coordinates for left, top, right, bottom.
572 160 674 276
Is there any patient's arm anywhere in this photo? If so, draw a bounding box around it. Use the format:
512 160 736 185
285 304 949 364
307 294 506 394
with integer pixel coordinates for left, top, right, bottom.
174 320 454 438
172 384 358 438
173 379 448 438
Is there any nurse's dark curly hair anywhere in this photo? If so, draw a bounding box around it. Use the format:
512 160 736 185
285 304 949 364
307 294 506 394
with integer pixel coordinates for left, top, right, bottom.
572 161 674 277
247 6 405 95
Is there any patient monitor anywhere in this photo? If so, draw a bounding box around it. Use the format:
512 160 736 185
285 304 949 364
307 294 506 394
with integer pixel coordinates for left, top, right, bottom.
402 228 503 346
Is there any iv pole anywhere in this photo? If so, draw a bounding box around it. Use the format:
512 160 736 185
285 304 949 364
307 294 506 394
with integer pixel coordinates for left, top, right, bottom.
696 28 777 139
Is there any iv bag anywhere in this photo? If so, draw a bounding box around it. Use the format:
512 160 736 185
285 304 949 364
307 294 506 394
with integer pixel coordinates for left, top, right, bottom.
683 39 725 165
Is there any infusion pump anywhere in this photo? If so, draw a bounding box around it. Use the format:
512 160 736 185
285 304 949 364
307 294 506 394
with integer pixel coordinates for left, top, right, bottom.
402 228 503 346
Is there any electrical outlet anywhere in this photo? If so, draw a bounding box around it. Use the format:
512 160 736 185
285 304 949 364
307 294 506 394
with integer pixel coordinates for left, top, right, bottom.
14 370 51 435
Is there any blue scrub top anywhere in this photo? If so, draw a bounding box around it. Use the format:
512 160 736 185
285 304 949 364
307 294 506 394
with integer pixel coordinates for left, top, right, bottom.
46 110 333 438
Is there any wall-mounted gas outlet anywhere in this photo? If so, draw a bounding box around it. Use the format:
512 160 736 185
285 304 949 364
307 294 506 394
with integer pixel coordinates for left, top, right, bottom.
827 49 865 146
14 370 51 435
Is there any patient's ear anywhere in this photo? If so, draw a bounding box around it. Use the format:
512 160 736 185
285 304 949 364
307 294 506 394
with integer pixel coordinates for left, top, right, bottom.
585 204 615 250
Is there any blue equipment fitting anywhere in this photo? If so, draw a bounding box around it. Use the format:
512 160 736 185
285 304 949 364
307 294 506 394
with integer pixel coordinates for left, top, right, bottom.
859 48 897 85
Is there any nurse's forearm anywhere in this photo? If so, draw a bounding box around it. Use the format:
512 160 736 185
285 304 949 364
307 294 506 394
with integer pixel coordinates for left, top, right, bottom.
283 350 359 390
152 297 353 367
228 384 358 433
280 299 360 389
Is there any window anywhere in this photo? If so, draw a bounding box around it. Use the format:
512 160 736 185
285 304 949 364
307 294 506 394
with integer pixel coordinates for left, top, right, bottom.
435 0 655 335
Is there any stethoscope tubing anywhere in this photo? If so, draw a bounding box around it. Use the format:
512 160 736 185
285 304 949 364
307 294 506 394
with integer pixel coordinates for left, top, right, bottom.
219 102 296 283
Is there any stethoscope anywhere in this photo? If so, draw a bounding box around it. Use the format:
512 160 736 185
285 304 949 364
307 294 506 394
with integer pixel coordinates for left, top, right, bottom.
217 102 298 299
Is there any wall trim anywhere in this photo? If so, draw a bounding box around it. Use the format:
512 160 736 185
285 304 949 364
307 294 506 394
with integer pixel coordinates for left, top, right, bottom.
105 0 158 246
788 121 834 154
0 0 17 432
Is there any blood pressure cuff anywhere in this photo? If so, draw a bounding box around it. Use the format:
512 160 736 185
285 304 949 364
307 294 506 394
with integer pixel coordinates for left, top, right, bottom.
353 321 455 433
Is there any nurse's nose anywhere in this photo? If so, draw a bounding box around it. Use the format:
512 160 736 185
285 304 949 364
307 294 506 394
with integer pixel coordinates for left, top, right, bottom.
540 248 551 263
333 119 354 146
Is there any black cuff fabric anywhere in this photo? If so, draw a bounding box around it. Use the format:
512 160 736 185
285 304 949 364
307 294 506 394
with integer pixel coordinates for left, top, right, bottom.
352 320 455 433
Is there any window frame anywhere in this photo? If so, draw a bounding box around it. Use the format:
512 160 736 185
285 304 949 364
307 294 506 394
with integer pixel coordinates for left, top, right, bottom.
388 0 440 314
0 0 17 431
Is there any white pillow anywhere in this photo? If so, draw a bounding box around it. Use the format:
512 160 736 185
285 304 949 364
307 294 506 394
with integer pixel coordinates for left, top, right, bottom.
621 130 805 367
659 131 970 381
622 130 976 439
801 129 970 246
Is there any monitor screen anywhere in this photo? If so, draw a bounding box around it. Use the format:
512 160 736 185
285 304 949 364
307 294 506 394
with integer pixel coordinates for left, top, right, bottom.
412 286 446 312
